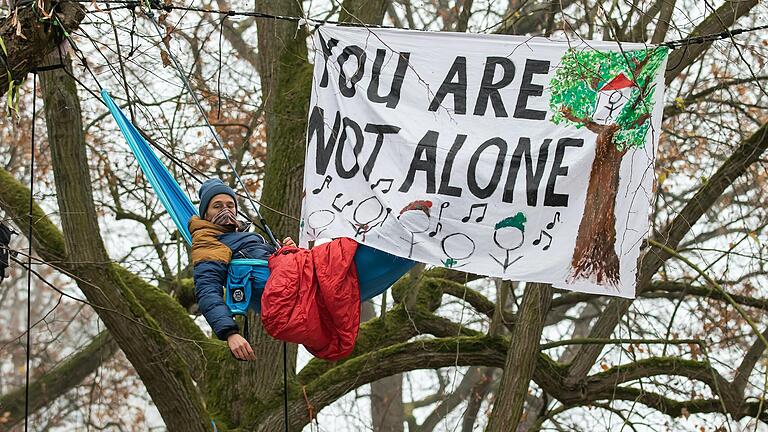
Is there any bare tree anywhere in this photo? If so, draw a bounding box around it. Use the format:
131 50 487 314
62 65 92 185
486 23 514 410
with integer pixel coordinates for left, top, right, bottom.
1 0 767 431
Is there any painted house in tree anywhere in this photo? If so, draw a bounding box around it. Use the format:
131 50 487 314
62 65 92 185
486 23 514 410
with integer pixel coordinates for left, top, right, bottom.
592 72 637 125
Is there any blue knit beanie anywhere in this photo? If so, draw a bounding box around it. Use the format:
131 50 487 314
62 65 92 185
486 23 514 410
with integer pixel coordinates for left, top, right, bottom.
198 179 236 218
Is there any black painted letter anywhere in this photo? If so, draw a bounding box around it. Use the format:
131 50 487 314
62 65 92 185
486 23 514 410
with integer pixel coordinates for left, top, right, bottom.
362 124 401 181
335 117 364 179
399 131 439 194
473 57 515 117
318 34 339 88
368 50 410 108
502 137 550 204
428 57 467 115
467 137 507 199
438 134 467 197
513 59 550 120
544 137 583 207
308 106 341 175
337 46 366 97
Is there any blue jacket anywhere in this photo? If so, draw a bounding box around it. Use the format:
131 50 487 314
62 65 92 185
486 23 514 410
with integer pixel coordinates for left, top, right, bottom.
188 216 276 340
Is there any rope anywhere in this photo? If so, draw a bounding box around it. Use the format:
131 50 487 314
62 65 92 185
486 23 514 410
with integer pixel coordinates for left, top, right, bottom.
283 341 289 432
143 7 279 246
75 0 768 50
661 23 768 49
24 73 37 432
301 385 316 426
143 6 289 430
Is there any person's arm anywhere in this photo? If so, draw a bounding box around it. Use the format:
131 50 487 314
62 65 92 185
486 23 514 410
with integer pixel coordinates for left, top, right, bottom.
194 260 257 361
193 260 238 340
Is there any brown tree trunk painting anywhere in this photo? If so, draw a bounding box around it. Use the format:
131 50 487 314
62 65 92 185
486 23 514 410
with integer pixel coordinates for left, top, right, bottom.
570 124 625 287
559 107 627 288
550 48 665 290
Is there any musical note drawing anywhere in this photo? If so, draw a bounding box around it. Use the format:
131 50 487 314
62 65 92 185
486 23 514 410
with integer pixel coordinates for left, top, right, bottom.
461 203 487 223
332 193 353 212
429 202 451 237
370 178 394 193
312 175 333 194
546 211 561 230
530 212 561 250
532 230 553 250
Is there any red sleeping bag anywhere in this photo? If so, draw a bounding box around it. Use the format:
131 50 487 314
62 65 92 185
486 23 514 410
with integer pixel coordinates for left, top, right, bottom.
261 238 360 361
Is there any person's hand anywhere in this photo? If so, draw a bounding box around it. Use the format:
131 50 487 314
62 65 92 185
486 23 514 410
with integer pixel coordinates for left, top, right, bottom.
227 333 256 361
282 237 297 248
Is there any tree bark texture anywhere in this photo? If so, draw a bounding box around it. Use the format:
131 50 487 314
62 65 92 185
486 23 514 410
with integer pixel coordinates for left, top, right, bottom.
38 52 211 432
0 1 85 96
487 283 553 431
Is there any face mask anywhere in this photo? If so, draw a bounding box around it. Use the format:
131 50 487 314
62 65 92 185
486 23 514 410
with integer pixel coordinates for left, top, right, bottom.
211 208 239 229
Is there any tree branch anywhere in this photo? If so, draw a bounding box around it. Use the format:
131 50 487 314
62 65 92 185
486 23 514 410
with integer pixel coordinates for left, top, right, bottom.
663 76 768 118
560 107 606 135
0 331 117 429
495 0 578 36
732 326 768 396
567 120 768 383
439 280 496 318
258 336 509 431
418 366 486 432
664 0 758 85
0 1 86 97
259 333 764 430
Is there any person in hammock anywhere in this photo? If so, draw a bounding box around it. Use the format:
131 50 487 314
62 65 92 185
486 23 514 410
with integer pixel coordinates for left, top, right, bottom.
189 179 295 361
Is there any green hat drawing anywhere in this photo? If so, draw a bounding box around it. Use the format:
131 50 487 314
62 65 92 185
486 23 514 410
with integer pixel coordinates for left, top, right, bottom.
495 212 527 232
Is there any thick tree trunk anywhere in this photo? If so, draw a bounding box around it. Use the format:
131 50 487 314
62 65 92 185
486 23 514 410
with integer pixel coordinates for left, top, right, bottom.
38 53 210 432
339 0 388 24
569 127 623 287
217 5 309 424
486 283 552 431
256 0 310 240
248 2 389 429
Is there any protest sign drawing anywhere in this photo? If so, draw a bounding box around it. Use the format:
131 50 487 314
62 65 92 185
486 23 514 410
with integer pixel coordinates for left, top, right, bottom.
299 26 668 298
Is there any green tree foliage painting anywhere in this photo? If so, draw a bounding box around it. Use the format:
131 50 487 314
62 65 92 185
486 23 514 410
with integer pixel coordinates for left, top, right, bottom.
549 47 668 288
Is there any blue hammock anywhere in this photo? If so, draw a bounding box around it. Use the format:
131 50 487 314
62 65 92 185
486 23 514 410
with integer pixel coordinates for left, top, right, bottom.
101 89 415 302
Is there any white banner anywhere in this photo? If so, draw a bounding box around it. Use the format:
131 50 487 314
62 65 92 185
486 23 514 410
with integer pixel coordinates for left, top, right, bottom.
299 26 668 298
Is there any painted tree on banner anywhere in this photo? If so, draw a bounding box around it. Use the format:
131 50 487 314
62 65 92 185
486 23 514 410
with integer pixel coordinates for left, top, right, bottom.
549 47 667 287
